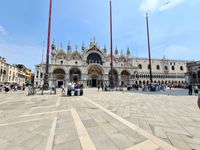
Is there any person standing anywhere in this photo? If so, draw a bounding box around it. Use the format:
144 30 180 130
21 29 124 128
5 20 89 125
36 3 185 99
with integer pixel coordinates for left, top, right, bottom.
61 84 65 93
197 86 200 109
194 85 198 96
97 84 100 92
188 84 193 95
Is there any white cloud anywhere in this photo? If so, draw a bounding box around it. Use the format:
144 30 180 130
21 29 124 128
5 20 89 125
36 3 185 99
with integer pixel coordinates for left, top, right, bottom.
139 0 188 13
161 45 197 60
0 42 43 71
0 25 6 35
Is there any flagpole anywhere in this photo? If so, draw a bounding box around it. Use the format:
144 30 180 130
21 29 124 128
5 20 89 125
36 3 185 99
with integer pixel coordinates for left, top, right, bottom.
146 12 153 83
109 0 114 89
43 0 52 90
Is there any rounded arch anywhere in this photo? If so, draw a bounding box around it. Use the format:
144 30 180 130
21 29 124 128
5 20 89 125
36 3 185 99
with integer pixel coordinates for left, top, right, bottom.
69 67 81 83
198 71 200 82
53 68 66 75
192 72 197 83
172 66 175 71
56 49 66 59
119 56 127 62
70 52 82 60
156 65 160 70
52 68 66 88
87 53 103 65
121 70 130 86
180 66 184 71
164 66 168 71
87 65 104 87
138 64 142 69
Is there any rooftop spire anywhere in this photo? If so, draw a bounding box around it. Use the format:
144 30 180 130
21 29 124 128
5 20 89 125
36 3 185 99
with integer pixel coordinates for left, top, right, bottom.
127 47 131 56
67 41 71 51
115 46 118 55
82 42 85 51
103 44 107 54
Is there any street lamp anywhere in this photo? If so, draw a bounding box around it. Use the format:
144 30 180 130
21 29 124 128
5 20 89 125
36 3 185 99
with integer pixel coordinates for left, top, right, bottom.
43 0 53 90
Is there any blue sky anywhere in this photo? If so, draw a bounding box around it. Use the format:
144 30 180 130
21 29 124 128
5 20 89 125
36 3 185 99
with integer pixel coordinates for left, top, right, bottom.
0 0 199 71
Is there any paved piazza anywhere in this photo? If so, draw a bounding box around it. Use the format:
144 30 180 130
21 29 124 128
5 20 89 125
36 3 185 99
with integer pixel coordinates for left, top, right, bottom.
0 89 199 150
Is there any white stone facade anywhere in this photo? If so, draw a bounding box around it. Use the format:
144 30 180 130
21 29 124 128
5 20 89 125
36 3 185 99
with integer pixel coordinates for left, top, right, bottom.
35 41 187 88
0 56 26 85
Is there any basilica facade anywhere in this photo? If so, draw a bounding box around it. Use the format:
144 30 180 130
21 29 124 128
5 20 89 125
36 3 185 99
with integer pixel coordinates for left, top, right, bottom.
34 40 187 88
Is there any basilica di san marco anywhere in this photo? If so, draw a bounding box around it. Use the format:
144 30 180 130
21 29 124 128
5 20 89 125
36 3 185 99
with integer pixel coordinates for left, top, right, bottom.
34 39 187 88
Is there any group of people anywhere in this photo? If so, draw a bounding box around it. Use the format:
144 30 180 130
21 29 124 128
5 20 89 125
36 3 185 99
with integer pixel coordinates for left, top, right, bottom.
188 84 199 96
0 83 26 93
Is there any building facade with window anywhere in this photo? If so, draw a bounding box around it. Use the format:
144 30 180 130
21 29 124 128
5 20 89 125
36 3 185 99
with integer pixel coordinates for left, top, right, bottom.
185 61 200 85
0 56 27 86
34 40 187 88
0 56 8 84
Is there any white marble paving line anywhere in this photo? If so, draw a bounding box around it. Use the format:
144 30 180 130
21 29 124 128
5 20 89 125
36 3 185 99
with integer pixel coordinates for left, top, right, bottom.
45 117 58 150
0 96 33 105
29 96 60 111
83 97 178 150
0 118 48 127
30 105 56 110
125 140 160 150
56 97 61 107
20 109 70 118
71 108 96 150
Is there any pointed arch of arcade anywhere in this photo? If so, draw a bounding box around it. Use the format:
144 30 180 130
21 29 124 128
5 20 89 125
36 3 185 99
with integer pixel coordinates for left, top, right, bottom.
120 70 130 86
52 68 66 88
87 64 104 87
69 67 82 83
108 69 119 88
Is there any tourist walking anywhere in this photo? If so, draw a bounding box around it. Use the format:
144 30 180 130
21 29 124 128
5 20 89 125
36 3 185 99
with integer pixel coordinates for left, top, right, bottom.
14 85 18 92
61 84 65 93
22 84 25 91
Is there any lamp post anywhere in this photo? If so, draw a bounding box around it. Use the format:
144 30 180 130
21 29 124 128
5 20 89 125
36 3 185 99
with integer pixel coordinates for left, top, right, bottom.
146 12 153 83
43 0 53 90
109 0 114 89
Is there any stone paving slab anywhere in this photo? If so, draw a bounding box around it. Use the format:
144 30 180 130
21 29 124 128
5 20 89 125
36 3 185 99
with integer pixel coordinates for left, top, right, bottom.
0 89 198 150
84 89 200 150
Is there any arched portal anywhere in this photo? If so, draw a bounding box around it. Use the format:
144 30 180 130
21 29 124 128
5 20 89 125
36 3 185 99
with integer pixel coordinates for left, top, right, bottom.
192 72 197 83
69 68 81 83
87 53 103 65
121 70 130 86
88 65 103 87
198 71 200 83
53 68 66 88
108 69 119 87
